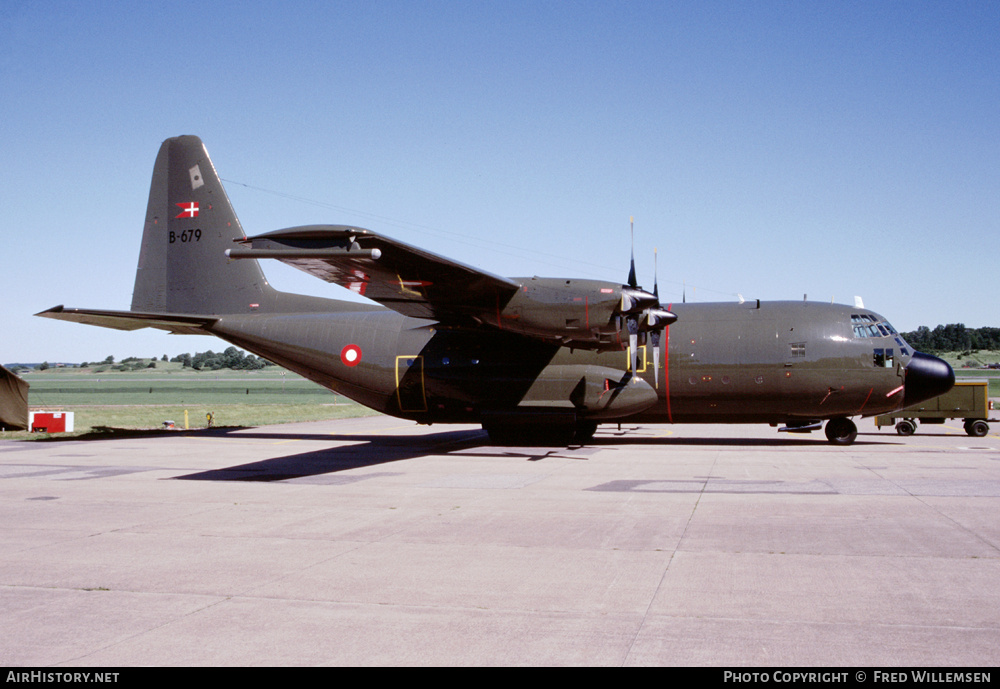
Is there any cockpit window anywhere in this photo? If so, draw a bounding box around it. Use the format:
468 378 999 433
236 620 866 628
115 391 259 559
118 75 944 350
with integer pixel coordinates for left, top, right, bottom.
851 314 899 339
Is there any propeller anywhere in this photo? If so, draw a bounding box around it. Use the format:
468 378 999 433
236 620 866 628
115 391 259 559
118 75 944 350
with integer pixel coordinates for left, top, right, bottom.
620 222 677 385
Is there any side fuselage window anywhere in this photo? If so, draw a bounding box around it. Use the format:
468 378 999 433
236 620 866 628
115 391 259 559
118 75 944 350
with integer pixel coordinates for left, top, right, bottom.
873 348 894 368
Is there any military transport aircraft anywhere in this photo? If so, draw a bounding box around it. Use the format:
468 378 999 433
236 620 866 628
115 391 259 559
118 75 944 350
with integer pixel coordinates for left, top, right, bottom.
38 136 954 445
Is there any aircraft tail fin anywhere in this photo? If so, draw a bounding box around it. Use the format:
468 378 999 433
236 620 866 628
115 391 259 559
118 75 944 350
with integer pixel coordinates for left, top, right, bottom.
131 136 277 315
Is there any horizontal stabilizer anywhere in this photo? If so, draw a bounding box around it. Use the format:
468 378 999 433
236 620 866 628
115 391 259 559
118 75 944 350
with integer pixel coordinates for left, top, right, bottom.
36 305 217 335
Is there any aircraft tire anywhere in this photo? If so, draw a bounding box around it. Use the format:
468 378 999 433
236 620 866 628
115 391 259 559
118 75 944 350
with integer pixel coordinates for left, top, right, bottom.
573 421 598 444
825 417 858 445
895 420 916 436
966 420 989 438
483 422 575 447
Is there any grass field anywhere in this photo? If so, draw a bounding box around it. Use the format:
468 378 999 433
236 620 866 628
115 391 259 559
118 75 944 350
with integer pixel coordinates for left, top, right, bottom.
939 349 1000 368
25 376 345 406
940 350 1000 397
953 370 1000 398
4 363 380 440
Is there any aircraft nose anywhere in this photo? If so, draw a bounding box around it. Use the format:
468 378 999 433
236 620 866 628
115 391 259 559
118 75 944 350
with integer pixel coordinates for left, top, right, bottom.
903 351 955 407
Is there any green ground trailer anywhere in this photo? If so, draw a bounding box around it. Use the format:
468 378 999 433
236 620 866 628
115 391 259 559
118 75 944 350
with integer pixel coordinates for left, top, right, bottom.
875 379 996 437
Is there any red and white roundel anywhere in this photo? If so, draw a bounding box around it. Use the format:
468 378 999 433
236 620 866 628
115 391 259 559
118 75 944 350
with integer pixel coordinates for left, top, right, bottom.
340 344 362 367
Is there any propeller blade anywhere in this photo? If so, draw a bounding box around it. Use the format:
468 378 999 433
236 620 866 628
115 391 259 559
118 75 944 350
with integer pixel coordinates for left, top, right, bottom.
654 343 660 388
626 314 639 377
630 331 638 377
627 216 637 289
650 329 661 389
653 247 658 300
621 291 633 313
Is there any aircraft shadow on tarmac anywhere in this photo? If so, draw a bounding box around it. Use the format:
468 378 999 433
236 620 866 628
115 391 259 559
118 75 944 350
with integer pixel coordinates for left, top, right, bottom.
171 427 889 483
174 428 487 482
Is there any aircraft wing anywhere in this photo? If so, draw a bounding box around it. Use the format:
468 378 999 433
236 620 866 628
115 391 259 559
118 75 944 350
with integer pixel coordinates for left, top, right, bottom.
230 225 520 323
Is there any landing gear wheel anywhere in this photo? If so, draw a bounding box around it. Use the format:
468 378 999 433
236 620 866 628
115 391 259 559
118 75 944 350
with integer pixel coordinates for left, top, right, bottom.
483 424 516 445
483 423 575 447
895 420 916 436
966 420 989 438
825 417 858 445
573 421 598 444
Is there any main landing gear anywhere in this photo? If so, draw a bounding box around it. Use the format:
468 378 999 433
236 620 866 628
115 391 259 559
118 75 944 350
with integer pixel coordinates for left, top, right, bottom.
483 418 598 446
825 417 858 445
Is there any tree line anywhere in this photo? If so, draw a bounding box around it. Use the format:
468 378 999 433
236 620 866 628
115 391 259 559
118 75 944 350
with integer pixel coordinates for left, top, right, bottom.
901 325 1000 353
170 347 273 371
69 347 273 372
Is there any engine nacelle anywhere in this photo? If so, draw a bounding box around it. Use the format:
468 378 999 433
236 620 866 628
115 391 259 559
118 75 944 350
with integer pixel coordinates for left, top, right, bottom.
487 277 674 351
488 277 624 347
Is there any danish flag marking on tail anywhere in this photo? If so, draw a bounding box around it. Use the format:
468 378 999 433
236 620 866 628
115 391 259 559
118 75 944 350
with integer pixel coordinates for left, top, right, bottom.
175 202 199 219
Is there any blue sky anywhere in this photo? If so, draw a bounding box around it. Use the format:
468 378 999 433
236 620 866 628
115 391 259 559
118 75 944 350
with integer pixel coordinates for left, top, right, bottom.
2 1 998 363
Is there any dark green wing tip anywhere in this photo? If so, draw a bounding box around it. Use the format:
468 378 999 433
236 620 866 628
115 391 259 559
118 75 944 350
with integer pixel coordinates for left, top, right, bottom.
35 305 65 317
